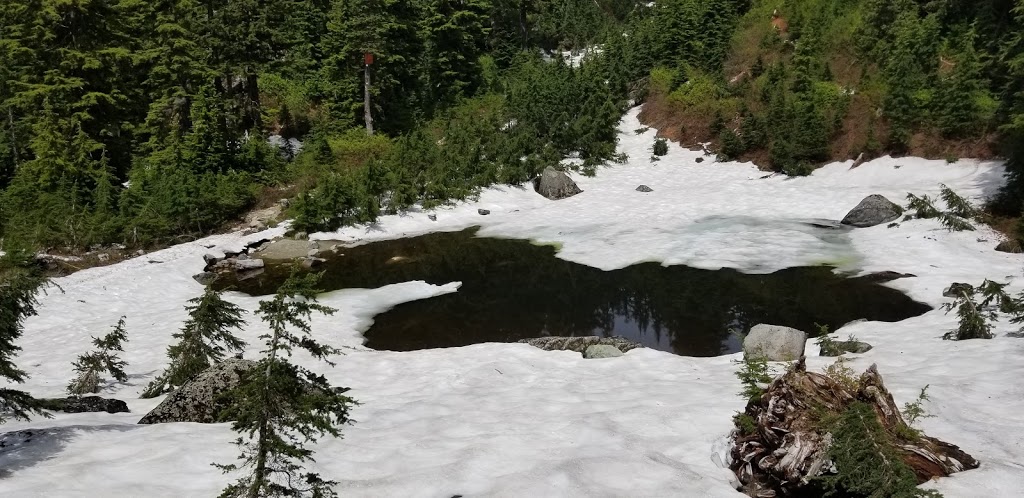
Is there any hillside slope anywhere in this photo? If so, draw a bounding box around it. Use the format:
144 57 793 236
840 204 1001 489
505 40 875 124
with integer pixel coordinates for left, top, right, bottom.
639 0 1010 173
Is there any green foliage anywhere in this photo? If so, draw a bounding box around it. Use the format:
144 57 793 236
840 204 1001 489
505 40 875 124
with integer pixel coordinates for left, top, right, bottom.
817 401 944 498
815 323 841 356
906 185 981 232
902 385 934 428
823 357 859 392
733 412 758 436
67 317 130 396
0 251 50 423
653 138 669 157
143 288 248 398
941 281 1003 341
217 270 355 498
735 355 773 403
718 129 745 161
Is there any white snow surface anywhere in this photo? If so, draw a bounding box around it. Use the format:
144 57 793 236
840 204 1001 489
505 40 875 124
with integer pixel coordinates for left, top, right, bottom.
3 107 1024 497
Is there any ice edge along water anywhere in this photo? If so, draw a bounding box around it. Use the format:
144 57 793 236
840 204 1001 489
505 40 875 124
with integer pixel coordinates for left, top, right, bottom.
2 107 1023 497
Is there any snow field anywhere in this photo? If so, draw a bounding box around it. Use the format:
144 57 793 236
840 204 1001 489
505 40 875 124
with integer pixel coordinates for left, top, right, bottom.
2 107 1023 496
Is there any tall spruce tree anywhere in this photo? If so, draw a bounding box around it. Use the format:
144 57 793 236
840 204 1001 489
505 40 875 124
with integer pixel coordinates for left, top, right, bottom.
216 271 355 498
0 251 48 423
142 287 247 398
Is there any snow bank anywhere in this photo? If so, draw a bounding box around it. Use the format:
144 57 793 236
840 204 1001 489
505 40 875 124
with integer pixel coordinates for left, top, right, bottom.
2 108 1023 497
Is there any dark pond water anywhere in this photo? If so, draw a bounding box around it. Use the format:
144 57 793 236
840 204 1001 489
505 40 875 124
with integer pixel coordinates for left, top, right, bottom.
221 228 931 357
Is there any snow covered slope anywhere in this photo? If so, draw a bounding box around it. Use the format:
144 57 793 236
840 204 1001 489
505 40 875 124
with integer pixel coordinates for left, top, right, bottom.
2 108 1023 497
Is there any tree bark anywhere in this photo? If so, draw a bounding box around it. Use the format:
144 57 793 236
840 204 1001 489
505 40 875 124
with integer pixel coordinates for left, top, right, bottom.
731 358 979 496
364 62 374 136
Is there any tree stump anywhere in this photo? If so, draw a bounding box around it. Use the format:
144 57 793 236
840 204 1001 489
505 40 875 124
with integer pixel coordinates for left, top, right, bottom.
731 358 978 497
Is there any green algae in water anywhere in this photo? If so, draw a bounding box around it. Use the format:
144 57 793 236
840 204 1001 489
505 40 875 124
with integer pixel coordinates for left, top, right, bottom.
220 228 931 357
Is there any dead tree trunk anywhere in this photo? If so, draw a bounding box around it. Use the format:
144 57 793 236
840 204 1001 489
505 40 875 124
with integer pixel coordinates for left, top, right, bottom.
364 62 374 136
731 358 978 497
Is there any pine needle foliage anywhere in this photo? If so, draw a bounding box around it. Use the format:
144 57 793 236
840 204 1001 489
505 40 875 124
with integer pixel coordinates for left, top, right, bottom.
941 281 1004 340
0 251 50 423
142 287 247 398
905 186 982 232
216 271 355 498
817 402 943 498
735 356 773 402
652 138 668 156
67 317 129 395
902 385 934 427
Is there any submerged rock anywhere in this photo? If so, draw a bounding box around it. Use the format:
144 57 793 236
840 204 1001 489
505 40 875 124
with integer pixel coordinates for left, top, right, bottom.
636 185 653 193
255 239 321 260
478 209 491 216
519 336 643 353
840 195 904 228
743 324 807 361
38 396 129 414
533 166 582 200
138 359 256 424
583 344 624 359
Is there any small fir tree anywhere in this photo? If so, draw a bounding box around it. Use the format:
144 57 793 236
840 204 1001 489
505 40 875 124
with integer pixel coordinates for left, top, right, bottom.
652 137 669 156
941 280 1011 340
142 287 247 398
216 271 356 498
67 317 130 395
0 252 50 423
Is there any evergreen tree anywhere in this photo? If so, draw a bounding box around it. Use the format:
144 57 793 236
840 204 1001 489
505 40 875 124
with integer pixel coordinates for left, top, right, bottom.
421 0 491 109
142 287 247 398
67 317 130 395
0 251 49 423
216 271 355 498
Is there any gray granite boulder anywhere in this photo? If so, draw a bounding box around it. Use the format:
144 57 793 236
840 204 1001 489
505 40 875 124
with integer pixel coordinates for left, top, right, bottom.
534 166 582 200
583 345 624 359
518 336 643 353
138 359 256 424
743 324 807 361
840 195 904 228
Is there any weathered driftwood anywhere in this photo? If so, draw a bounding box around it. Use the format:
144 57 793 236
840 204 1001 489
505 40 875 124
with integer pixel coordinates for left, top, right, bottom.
731 358 978 497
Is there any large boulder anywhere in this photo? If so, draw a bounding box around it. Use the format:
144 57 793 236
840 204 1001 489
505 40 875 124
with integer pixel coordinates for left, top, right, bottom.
743 324 807 361
138 359 256 424
840 195 904 228
38 396 129 414
533 166 582 200
519 336 643 353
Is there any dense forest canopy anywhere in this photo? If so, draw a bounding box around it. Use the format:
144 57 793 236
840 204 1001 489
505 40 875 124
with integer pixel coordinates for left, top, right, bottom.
1 0 1024 252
